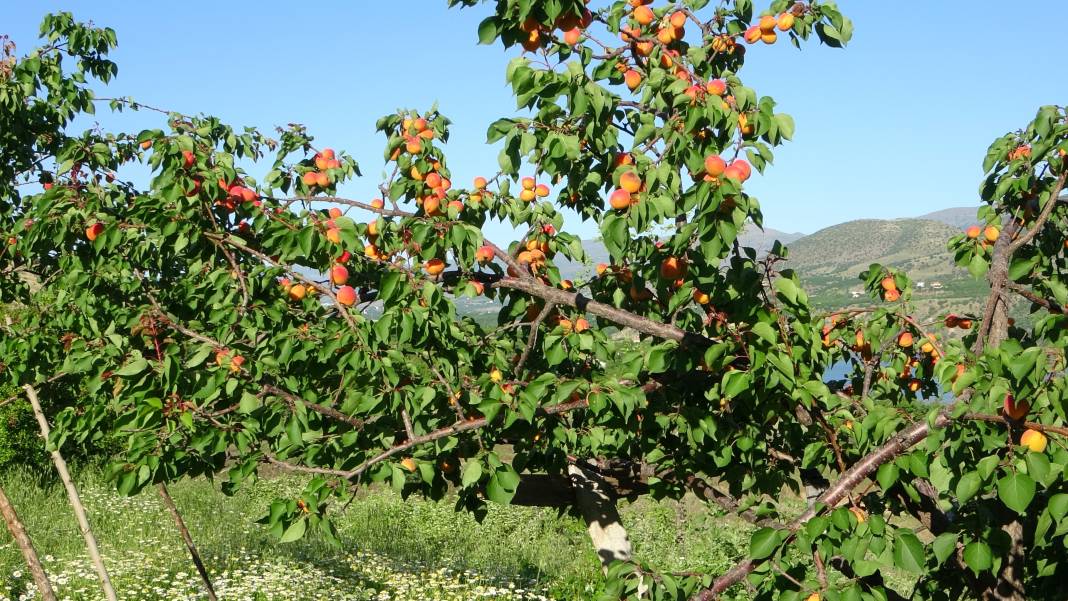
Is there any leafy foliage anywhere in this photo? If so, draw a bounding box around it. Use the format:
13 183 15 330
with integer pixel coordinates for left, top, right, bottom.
2 2 1068 600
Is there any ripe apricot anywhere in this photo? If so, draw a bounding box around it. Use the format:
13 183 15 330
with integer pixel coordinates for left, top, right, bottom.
693 289 710 304
633 5 654 25
331 265 349 285
704 155 726 177
609 189 632 210
669 11 686 28
85 222 105 241
564 28 582 45
619 171 642 193
659 256 686 279
743 26 761 44
758 15 777 33
706 79 726 96
370 198 385 210
983 226 999 242
521 176 536 191
535 183 550 197
473 176 488 189
181 150 195 169
1021 429 1047 453
424 258 446 275
898 332 914 347
880 276 897 292
326 228 341 244
475 245 495 263
288 284 307 301
302 172 319 187
624 69 642 91
777 13 795 31
336 285 357 306
423 196 442 216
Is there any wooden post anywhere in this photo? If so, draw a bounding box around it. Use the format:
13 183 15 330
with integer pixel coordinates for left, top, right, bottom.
158 483 218 601
23 384 118 601
0 483 57 601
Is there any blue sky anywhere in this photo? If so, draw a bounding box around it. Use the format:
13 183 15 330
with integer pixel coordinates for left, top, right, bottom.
6 2 1067 241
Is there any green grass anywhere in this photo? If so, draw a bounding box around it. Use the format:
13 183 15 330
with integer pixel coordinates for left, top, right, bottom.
0 469 760 600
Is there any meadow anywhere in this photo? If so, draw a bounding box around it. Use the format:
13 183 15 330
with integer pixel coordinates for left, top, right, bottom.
0 470 757 601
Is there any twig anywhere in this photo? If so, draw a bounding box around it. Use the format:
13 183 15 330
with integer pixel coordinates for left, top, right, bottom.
158 484 217 601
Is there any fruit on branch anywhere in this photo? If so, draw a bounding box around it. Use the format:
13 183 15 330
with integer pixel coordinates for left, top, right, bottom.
609 188 633 210
370 198 384 210
777 12 795 31
330 265 349 286
965 225 981 239
574 317 590 332
85 222 105 241
423 196 442 216
400 457 417 472
229 355 245 373
563 28 582 46
957 317 973 329
669 11 686 28
880 276 897 292
288 284 307 301
326 227 341 244
884 289 900 302
181 150 194 169
328 207 342 219
744 26 762 44
659 256 686 280
1021 429 1048 453
364 244 380 260
805 593 821 601
704 155 727 177
983 226 1000 243
535 183 550 198
1007 144 1031 161
898 332 914 348
473 176 488 189
761 30 778 44
336 285 357 306
944 314 960 328
633 5 654 25
424 258 445 276
619 171 642 193
1004 394 1031 420
849 507 867 524
907 378 921 392
475 245 494 264
706 78 727 96
722 159 752 182
489 368 503 383
624 69 642 91
693 289 710 304
759 15 777 32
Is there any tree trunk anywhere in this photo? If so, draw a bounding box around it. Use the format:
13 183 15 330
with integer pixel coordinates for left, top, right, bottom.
158 483 218 601
0 483 57 601
23 384 118 601
567 463 633 567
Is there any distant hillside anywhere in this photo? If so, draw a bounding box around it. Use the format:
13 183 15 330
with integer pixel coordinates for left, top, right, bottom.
784 218 991 321
916 207 980 230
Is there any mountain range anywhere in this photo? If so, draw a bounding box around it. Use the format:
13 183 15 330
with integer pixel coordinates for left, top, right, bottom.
460 206 987 324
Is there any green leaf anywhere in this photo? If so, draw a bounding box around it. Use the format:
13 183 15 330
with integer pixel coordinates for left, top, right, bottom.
185 345 213 368
477 17 499 44
114 357 149 377
893 531 925 573
963 541 992 575
956 471 981 504
998 472 1036 514
279 517 307 543
932 532 958 565
876 463 900 491
461 460 483 487
239 392 262 414
749 527 781 560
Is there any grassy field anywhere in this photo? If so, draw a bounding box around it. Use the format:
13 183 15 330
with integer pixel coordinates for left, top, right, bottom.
0 469 759 601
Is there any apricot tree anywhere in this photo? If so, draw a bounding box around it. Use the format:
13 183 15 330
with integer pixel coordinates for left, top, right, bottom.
3 3 1068 600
